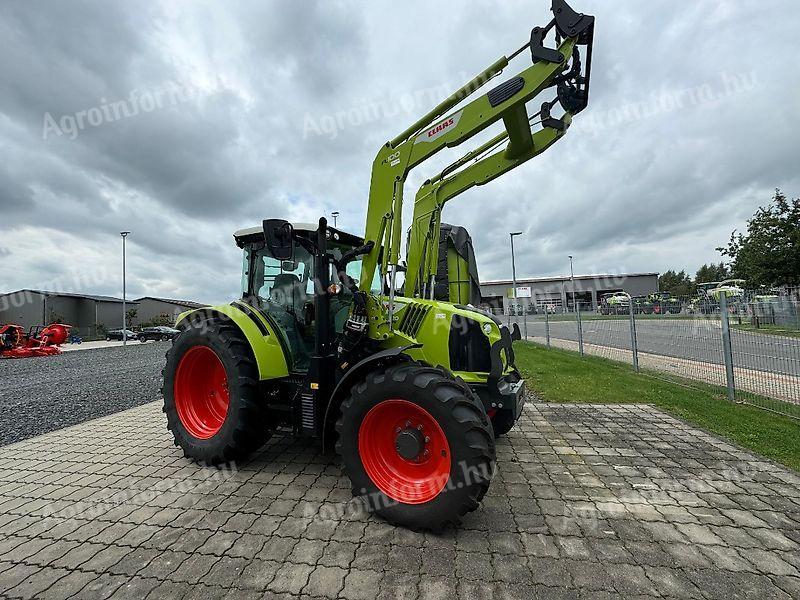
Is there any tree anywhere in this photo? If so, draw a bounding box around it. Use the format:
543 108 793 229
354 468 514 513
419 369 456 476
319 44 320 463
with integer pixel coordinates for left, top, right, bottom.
695 262 729 284
718 189 800 287
126 308 138 327
47 311 67 325
658 270 694 297
141 312 173 327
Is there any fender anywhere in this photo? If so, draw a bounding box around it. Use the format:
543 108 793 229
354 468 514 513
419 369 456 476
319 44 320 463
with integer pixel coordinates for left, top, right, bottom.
321 344 420 451
175 303 290 381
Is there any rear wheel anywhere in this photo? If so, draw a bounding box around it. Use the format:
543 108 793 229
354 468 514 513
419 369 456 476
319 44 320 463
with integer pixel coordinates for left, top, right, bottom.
162 321 271 465
336 362 495 531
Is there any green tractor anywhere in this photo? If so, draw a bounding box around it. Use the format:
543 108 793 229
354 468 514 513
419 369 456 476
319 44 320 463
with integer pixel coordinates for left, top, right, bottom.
631 295 654 315
598 293 630 315
162 0 594 530
648 292 682 315
693 280 746 314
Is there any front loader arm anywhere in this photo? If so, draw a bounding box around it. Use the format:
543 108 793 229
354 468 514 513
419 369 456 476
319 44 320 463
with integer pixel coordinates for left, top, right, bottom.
359 0 594 295
406 113 573 299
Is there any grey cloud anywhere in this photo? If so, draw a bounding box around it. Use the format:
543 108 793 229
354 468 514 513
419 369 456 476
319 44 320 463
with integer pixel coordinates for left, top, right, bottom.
1 0 798 302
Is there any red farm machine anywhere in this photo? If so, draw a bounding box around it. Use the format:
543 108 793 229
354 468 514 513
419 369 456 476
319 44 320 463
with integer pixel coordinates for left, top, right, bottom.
0 323 71 359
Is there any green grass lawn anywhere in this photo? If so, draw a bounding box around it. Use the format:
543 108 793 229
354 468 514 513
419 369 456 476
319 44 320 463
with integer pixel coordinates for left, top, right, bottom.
514 341 800 471
731 323 800 339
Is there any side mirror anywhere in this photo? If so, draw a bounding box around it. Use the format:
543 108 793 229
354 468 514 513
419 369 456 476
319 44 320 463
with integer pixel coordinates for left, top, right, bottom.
263 219 294 261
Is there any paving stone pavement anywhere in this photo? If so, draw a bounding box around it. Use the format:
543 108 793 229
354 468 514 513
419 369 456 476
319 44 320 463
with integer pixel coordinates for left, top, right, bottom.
0 402 798 599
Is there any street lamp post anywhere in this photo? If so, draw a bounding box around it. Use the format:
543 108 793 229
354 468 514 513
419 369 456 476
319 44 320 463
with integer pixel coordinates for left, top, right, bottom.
569 255 584 355
509 232 525 339
331 211 340 227
121 232 130 346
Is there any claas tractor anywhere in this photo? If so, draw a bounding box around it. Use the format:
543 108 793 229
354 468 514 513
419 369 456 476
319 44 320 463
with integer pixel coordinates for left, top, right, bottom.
598 294 629 316
647 292 682 315
163 0 594 530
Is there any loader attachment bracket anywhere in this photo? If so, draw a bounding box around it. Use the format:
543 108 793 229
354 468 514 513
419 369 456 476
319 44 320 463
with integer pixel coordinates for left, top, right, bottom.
531 0 594 114
530 22 562 65
552 0 595 42
540 100 566 131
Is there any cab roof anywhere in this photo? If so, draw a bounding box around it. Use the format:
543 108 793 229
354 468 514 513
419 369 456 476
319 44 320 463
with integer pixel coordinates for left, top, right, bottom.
233 222 365 249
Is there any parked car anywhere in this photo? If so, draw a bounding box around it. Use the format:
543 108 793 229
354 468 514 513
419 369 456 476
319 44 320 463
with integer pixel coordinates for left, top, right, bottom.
137 326 180 342
106 329 136 341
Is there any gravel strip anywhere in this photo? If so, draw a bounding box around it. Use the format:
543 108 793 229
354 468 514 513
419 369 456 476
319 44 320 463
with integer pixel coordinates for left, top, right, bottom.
0 342 166 446
1 343 542 447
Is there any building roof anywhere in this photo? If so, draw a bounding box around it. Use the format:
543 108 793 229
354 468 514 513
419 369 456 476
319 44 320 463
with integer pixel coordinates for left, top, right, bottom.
481 273 659 286
134 296 207 309
0 289 135 304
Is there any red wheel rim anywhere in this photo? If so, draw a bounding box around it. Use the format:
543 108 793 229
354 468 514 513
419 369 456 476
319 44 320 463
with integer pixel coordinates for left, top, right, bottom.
358 399 451 505
173 346 229 439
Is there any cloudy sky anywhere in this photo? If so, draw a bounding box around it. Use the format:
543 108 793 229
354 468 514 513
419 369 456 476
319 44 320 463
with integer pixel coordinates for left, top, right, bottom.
1 0 798 304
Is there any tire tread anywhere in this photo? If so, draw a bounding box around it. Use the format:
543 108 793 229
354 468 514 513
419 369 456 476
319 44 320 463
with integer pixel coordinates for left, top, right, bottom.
335 361 494 531
162 320 271 465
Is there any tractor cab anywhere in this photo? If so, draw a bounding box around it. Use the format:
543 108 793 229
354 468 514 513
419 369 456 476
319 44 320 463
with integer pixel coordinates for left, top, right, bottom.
234 222 381 371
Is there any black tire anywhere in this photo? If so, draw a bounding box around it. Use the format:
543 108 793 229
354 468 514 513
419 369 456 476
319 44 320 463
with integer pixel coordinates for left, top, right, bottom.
490 410 516 437
451 376 517 440
335 362 495 531
162 321 271 465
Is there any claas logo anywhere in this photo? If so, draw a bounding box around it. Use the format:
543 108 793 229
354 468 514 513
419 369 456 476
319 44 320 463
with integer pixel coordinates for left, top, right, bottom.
426 117 454 138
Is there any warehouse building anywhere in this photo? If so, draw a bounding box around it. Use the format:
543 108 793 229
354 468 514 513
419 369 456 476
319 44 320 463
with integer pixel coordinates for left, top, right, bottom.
134 297 207 325
480 272 659 313
0 290 206 334
0 289 137 331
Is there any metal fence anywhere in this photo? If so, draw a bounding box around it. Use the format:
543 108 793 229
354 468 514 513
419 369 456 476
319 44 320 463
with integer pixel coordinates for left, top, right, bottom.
511 288 800 419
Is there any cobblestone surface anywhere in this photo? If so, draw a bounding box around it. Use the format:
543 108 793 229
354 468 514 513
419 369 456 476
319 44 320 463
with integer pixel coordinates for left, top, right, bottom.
0 402 798 599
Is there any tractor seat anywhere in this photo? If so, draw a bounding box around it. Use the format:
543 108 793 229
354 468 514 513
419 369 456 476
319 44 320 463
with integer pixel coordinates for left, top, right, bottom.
271 273 306 313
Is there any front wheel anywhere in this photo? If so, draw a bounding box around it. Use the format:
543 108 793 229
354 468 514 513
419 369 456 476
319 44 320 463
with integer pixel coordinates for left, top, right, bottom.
162 321 272 465
490 410 516 437
336 362 495 531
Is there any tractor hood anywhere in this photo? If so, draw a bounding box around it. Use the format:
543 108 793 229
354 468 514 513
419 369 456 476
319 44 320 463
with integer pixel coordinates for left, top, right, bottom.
376 296 519 386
